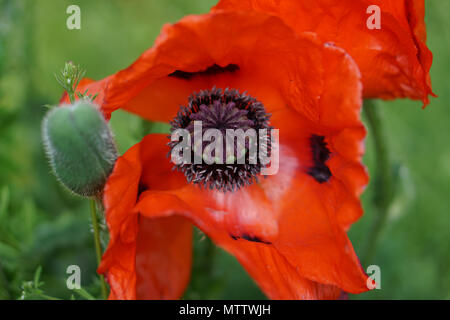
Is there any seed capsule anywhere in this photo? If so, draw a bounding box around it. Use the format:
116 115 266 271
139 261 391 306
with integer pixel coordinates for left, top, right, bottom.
42 101 118 197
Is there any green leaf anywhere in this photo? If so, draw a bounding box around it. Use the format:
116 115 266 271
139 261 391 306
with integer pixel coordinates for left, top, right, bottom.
0 186 10 222
74 288 96 300
0 241 20 261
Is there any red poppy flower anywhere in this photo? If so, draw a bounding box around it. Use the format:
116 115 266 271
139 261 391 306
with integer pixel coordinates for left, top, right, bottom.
68 11 371 299
214 0 435 107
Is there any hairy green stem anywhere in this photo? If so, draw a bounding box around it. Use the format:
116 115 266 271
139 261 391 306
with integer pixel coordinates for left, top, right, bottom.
68 92 75 104
35 293 62 300
90 199 108 300
362 100 394 265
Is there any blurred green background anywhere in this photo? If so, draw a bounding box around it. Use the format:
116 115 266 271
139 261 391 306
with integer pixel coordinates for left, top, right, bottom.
0 0 448 300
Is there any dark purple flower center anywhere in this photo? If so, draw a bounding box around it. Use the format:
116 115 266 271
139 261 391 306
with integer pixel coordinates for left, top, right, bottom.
169 87 271 192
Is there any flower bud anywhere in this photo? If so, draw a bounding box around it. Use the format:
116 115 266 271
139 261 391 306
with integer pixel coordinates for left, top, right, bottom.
42 101 118 197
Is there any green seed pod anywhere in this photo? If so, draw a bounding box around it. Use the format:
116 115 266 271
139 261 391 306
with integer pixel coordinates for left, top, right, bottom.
42 101 118 197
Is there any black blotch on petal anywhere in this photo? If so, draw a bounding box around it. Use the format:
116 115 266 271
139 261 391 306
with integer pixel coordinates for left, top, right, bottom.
168 64 239 80
230 233 271 245
230 235 239 241
307 164 332 183
308 134 332 183
136 182 147 201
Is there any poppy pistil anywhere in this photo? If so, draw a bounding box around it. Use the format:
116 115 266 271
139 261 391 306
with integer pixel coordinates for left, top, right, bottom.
169 87 272 192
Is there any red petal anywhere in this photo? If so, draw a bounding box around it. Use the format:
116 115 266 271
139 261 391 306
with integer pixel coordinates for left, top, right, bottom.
98 137 192 299
59 11 359 120
101 133 369 299
214 0 435 107
135 216 192 299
